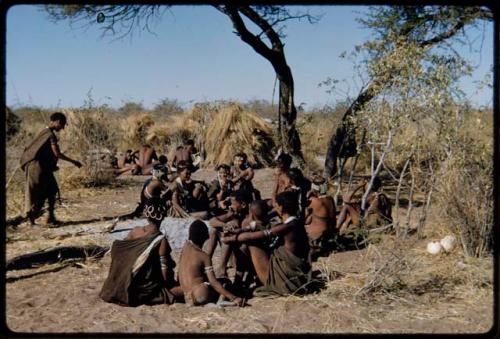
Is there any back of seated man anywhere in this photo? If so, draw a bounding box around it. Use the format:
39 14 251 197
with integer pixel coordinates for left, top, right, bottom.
305 176 336 260
172 139 198 172
171 160 209 219
178 220 244 307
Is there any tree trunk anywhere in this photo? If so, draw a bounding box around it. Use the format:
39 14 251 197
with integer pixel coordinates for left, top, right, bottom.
324 82 378 178
277 64 302 162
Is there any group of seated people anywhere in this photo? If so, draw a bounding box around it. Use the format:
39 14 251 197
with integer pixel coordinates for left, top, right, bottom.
100 150 393 308
112 139 200 177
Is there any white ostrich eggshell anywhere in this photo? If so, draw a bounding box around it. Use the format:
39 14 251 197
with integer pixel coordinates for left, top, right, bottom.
440 235 456 252
427 241 442 255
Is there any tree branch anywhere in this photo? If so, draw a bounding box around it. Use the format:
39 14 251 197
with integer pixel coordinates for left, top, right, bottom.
215 5 278 63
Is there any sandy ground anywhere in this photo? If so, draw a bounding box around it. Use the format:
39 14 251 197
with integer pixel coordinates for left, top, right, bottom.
5 168 495 334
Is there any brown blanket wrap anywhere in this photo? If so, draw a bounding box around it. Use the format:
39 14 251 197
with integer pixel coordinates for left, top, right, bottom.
99 232 174 306
253 245 311 297
20 128 59 215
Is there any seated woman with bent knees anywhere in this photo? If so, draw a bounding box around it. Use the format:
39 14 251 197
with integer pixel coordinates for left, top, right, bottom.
178 220 244 307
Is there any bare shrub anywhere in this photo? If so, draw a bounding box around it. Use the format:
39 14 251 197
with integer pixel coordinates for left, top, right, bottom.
435 156 493 257
120 112 155 149
59 107 119 188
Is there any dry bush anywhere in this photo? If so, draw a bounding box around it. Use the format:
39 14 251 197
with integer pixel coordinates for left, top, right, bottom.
145 122 172 155
435 157 493 257
59 108 119 188
120 112 155 149
355 239 492 301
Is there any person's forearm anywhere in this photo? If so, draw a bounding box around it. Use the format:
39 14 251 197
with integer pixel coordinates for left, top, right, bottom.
209 217 227 228
238 230 265 242
58 153 78 164
211 280 236 301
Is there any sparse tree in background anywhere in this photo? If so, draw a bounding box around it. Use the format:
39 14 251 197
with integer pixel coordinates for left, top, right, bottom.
45 4 321 164
322 5 493 257
324 5 493 178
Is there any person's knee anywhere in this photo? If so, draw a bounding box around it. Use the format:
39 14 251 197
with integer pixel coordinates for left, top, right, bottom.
192 284 210 305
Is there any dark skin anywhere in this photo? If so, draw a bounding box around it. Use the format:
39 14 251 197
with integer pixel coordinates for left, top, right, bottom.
305 189 336 238
206 198 247 276
125 220 183 298
230 203 270 286
42 119 82 223
270 162 290 206
178 234 244 306
223 203 308 285
49 120 83 168
336 179 383 232
138 145 163 175
231 156 254 186
172 168 208 219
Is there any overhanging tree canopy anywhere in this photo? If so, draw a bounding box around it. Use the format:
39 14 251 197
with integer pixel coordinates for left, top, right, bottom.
45 4 321 164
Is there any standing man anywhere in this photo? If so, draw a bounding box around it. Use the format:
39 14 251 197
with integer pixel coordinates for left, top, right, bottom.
20 112 82 226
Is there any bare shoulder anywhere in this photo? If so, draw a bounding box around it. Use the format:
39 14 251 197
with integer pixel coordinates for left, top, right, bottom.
126 226 145 240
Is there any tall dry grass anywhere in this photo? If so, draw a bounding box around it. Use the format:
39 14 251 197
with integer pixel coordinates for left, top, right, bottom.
59 108 118 188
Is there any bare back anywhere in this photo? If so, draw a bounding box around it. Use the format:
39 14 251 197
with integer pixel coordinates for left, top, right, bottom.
178 242 210 293
306 196 336 237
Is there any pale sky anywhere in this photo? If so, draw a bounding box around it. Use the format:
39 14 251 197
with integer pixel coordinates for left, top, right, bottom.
6 5 494 110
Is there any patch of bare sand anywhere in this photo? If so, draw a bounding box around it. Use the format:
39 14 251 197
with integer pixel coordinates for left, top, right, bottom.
5 168 494 334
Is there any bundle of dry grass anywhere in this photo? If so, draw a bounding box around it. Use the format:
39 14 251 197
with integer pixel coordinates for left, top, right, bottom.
145 122 172 154
120 112 155 149
203 103 274 167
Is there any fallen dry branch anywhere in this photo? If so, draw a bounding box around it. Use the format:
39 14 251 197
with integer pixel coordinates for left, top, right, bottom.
6 245 109 271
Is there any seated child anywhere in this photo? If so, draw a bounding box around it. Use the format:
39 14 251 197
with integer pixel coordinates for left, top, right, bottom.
178 220 244 307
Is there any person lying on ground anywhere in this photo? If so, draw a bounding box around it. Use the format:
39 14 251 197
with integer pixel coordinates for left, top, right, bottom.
20 112 83 226
178 219 244 307
305 176 336 260
336 176 392 234
100 198 182 306
223 191 312 297
206 191 251 278
171 160 209 219
118 164 172 221
207 164 234 216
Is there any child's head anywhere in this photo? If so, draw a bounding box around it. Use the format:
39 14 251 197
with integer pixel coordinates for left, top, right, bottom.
250 200 269 222
188 219 209 247
177 161 191 181
230 190 251 216
275 190 299 217
217 164 230 180
233 152 248 168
